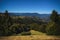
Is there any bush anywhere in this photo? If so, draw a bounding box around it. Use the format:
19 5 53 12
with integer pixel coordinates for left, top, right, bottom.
21 31 31 35
46 21 60 35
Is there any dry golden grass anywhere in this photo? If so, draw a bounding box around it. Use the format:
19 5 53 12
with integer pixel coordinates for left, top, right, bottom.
0 30 60 40
0 35 60 40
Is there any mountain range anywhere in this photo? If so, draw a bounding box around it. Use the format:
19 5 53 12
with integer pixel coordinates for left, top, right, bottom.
8 13 51 22
9 13 50 18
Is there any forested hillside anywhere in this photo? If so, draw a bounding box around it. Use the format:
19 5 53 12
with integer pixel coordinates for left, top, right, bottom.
0 10 60 36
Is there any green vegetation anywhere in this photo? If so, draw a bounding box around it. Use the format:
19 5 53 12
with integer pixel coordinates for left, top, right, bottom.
0 10 60 36
46 10 60 35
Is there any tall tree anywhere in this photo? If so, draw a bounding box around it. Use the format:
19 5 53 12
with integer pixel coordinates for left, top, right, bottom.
46 10 60 35
50 10 59 23
4 10 9 17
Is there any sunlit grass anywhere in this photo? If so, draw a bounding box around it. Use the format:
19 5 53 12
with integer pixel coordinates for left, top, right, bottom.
30 30 46 35
0 30 60 40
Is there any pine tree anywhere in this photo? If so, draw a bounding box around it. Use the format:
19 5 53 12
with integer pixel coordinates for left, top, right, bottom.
4 10 9 17
46 10 60 35
50 10 59 23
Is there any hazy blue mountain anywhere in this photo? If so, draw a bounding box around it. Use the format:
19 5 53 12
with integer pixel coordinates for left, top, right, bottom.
8 13 51 18
0 13 51 21
8 13 51 22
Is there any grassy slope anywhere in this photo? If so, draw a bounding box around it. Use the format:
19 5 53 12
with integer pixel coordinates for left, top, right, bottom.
0 30 60 40
30 30 46 35
16 30 46 35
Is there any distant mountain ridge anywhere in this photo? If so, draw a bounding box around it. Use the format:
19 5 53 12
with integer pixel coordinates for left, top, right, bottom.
8 13 51 22
8 13 51 18
0 13 51 21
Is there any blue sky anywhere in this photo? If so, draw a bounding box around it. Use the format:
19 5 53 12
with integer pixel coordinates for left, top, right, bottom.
0 0 60 14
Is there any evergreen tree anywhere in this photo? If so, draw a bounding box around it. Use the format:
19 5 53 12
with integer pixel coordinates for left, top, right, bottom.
50 10 59 23
46 10 60 35
4 10 9 17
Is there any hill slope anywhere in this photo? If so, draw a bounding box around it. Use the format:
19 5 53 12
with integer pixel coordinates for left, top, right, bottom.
0 30 60 40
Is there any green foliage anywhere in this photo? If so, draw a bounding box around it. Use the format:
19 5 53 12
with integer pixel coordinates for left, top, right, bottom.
39 24 46 33
46 10 60 35
1 10 60 36
46 22 56 35
0 11 12 36
21 31 31 35
30 23 46 33
9 24 22 34
50 10 59 23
